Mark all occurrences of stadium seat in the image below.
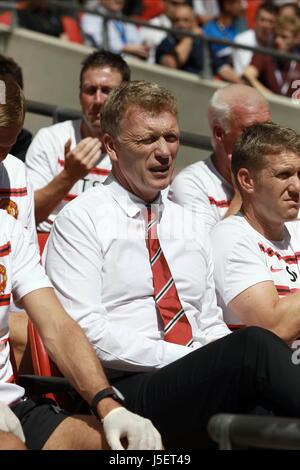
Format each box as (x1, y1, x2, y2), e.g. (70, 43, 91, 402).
(137, 0, 164, 20)
(0, 12, 13, 26)
(245, 0, 261, 29)
(26, 319, 75, 409)
(61, 16, 83, 44)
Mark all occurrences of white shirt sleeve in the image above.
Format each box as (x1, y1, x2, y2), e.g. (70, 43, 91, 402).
(25, 128, 57, 191)
(81, 13, 104, 48)
(233, 34, 253, 75)
(169, 170, 219, 233)
(25, 176, 38, 246)
(211, 221, 273, 307)
(10, 219, 52, 303)
(45, 209, 192, 371)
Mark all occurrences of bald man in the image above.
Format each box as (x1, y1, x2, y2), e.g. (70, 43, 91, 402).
(168, 84, 272, 232)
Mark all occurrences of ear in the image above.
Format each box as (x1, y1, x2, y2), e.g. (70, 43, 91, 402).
(103, 134, 118, 163)
(237, 168, 255, 194)
(213, 124, 225, 144)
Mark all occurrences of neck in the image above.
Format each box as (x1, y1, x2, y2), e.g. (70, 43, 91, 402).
(112, 169, 160, 203)
(241, 203, 285, 241)
(80, 120, 102, 140)
(211, 152, 232, 185)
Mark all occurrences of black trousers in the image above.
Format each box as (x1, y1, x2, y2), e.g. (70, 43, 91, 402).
(113, 327, 300, 449)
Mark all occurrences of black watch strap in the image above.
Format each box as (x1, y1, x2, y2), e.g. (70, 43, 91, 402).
(91, 387, 124, 421)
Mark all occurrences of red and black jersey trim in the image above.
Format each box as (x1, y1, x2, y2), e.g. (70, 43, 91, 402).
(5, 374, 14, 384)
(208, 196, 231, 208)
(0, 242, 11, 257)
(0, 294, 10, 306)
(58, 159, 110, 176)
(0, 187, 27, 197)
(258, 243, 300, 265)
(276, 285, 299, 296)
(63, 194, 77, 202)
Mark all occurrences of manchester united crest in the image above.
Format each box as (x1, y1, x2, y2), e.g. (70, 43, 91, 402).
(0, 199, 19, 219)
(0, 264, 7, 293)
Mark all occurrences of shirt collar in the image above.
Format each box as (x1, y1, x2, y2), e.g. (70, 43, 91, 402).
(103, 174, 164, 218)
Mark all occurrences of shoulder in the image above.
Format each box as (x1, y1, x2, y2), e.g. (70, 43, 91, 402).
(34, 120, 77, 140)
(211, 215, 255, 254)
(56, 184, 109, 222)
(173, 159, 211, 185)
(2, 154, 25, 172)
(234, 29, 255, 44)
(203, 19, 217, 34)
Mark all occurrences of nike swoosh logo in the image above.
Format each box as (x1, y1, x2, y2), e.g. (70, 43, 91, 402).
(270, 266, 283, 272)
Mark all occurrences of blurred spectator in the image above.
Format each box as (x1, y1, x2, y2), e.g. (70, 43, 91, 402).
(17, 0, 66, 39)
(233, 3, 277, 75)
(243, 15, 300, 97)
(81, 0, 149, 60)
(123, 0, 144, 16)
(204, 0, 245, 82)
(141, 0, 187, 63)
(279, 2, 300, 17)
(0, 55, 32, 162)
(192, 0, 220, 25)
(156, 4, 204, 74)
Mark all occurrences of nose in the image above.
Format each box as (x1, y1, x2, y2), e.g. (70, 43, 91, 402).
(94, 89, 106, 105)
(156, 137, 171, 160)
(288, 175, 300, 194)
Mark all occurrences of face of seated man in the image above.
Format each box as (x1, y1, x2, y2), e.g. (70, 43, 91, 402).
(247, 151, 300, 227)
(104, 106, 180, 202)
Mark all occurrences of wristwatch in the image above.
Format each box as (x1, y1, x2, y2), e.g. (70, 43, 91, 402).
(91, 386, 125, 421)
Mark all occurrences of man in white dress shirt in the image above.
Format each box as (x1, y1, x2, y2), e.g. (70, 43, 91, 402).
(169, 84, 271, 232)
(45, 81, 300, 449)
(212, 122, 300, 339)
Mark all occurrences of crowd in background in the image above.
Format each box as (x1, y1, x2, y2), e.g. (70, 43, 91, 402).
(1, 0, 300, 98)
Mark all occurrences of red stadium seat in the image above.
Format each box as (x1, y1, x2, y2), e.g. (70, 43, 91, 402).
(61, 15, 83, 44)
(27, 319, 75, 408)
(0, 12, 13, 26)
(245, 0, 261, 29)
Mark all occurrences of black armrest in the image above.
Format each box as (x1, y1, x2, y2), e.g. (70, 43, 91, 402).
(18, 374, 73, 395)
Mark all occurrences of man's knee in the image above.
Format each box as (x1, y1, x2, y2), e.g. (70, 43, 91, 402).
(0, 431, 26, 450)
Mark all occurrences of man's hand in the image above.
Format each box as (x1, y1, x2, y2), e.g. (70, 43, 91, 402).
(64, 137, 102, 183)
(0, 402, 25, 443)
(102, 407, 162, 450)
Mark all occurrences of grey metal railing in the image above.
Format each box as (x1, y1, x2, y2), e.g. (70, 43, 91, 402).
(208, 413, 300, 450)
(26, 99, 212, 151)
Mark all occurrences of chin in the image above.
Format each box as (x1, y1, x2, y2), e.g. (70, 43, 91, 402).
(284, 210, 299, 221)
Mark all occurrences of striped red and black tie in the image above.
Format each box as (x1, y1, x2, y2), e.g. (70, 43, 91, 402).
(146, 205, 193, 347)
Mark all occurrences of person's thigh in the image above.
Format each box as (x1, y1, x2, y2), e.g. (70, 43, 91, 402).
(0, 431, 27, 450)
(12, 398, 108, 450)
(43, 415, 108, 450)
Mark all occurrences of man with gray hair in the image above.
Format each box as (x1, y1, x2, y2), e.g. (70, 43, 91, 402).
(169, 84, 271, 232)
(45, 80, 300, 449)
